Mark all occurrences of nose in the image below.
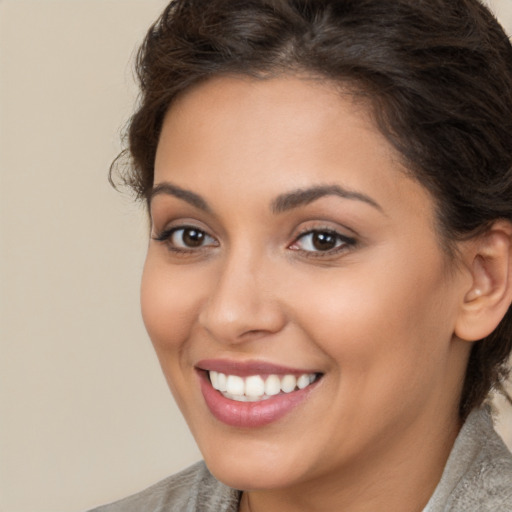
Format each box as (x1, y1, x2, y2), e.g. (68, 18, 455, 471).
(198, 251, 287, 344)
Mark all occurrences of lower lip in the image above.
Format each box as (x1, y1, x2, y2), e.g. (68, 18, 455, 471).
(198, 371, 318, 428)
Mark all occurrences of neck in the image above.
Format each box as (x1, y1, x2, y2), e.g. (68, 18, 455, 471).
(239, 408, 461, 512)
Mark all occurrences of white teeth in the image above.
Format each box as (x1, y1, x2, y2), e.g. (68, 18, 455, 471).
(297, 374, 311, 390)
(210, 371, 219, 390)
(208, 371, 319, 401)
(217, 372, 227, 392)
(245, 375, 265, 398)
(281, 374, 297, 393)
(265, 375, 281, 396)
(224, 393, 250, 402)
(226, 375, 244, 396)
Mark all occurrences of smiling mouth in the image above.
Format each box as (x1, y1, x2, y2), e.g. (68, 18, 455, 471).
(208, 370, 322, 402)
(197, 362, 324, 427)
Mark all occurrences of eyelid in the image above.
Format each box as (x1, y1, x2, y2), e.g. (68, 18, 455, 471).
(152, 224, 219, 253)
(288, 226, 357, 256)
(151, 216, 214, 240)
(151, 219, 357, 258)
(149, 207, 219, 237)
(292, 223, 357, 243)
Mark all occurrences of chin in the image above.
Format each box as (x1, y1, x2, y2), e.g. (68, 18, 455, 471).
(196, 431, 318, 491)
(204, 455, 299, 491)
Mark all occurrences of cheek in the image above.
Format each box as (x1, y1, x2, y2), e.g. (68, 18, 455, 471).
(140, 255, 202, 354)
(140, 255, 211, 418)
(289, 250, 457, 386)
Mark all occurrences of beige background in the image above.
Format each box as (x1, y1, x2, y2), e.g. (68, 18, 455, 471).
(0, 1, 511, 511)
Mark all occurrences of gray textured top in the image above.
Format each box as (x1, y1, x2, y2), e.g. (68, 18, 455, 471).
(423, 406, 512, 511)
(89, 407, 512, 511)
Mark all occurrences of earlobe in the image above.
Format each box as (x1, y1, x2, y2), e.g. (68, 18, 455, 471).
(455, 221, 512, 342)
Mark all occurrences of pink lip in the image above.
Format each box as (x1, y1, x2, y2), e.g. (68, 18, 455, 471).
(196, 358, 318, 377)
(196, 364, 321, 428)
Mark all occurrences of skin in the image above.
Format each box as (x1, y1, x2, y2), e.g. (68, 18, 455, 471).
(141, 75, 477, 512)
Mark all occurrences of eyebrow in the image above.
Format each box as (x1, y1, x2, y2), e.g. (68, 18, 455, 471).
(149, 181, 383, 215)
(149, 182, 212, 212)
(271, 185, 383, 214)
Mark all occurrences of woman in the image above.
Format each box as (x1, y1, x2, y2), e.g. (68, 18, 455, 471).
(92, 0, 512, 510)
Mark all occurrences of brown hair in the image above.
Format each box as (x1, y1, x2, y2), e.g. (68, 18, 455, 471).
(113, 0, 512, 418)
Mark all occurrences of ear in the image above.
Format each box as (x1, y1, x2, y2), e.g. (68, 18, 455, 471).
(455, 220, 512, 342)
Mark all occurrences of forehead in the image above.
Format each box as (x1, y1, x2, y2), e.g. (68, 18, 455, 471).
(157, 76, 389, 176)
(154, 74, 436, 230)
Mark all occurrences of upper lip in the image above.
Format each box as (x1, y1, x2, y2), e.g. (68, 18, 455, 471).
(195, 359, 321, 377)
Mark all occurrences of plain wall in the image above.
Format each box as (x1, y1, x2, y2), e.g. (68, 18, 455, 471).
(0, 1, 511, 511)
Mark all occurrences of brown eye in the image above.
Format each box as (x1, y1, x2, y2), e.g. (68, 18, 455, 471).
(311, 232, 337, 251)
(290, 229, 356, 254)
(169, 227, 216, 249)
(182, 228, 205, 247)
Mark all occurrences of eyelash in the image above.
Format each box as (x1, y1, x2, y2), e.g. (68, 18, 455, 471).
(289, 228, 357, 257)
(152, 226, 218, 254)
(152, 225, 357, 257)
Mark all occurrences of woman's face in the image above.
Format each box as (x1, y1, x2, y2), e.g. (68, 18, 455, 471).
(142, 76, 470, 492)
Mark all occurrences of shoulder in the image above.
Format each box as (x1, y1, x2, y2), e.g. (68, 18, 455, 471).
(87, 461, 240, 512)
(425, 407, 512, 512)
(450, 419, 512, 511)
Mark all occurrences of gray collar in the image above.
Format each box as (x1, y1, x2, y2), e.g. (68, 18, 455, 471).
(423, 406, 512, 511)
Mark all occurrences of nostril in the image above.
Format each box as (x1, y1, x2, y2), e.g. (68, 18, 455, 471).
(198, 293, 287, 344)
